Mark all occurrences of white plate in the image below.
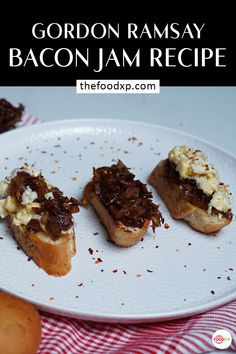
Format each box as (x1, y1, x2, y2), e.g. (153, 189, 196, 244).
(0, 119, 235, 323)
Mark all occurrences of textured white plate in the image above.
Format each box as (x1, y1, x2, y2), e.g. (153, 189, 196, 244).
(0, 119, 235, 323)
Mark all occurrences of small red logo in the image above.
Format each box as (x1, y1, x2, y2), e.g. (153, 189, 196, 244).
(214, 335, 224, 344)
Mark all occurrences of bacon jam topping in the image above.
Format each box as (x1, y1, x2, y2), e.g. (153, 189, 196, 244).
(8, 169, 79, 240)
(84, 160, 163, 231)
(0, 98, 24, 133)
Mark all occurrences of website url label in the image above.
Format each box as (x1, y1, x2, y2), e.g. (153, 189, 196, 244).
(76, 80, 160, 94)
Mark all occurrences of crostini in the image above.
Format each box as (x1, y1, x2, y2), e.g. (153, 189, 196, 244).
(83, 160, 163, 247)
(0, 166, 79, 276)
(148, 146, 233, 234)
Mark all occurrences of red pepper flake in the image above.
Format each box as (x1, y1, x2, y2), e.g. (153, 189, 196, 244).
(88, 248, 93, 255)
(95, 258, 103, 264)
(93, 232, 99, 236)
(205, 164, 209, 170)
(227, 276, 231, 281)
(147, 269, 153, 273)
(113, 269, 118, 273)
(128, 137, 138, 142)
(211, 290, 215, 295)
(164, 223, 170, 229)
(123, 270, 127, 275)
(78, 283, 83, 287)
(49, 297, 55, 301)
(71, 176, 77, 181)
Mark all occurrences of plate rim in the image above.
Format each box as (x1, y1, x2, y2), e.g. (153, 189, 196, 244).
(1, 286, 236, 324)
(0, 118, 235, 323)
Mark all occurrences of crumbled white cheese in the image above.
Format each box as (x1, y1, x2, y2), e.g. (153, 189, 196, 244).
(168, 145, 232, 213)
(208, 185, 232, 214)
(0, 167, 43, 225)
(12, 202, 41, 226)
(33, 214, 41, 220)
(169, 146, 219, 195)
(0, 180, 9, 197)
(5, 196, 18, 213)
(44, 192, 53, 200)
(0, 200, 8, 218)
(21, 186, 38, 205)
(0, 196, 18, 218)
(13, 208, 35, 226)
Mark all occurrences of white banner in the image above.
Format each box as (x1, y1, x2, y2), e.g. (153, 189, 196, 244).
(76, 79, 160, 94)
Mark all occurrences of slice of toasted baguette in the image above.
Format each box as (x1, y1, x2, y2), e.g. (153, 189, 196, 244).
(148, 160, 232, 234)
(87, 190, 150, 247)
(9, 216, 76, 276)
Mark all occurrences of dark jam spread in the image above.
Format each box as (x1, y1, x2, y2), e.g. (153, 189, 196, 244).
(165, 160, 232, 220)
(86, 160, 163, 231)
(0, 98, 24, 133)
(9, 170, 79, 240)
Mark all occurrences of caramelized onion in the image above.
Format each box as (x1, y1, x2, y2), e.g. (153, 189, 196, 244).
(89, 160, 163, 230)
(9, 170, 79, 239)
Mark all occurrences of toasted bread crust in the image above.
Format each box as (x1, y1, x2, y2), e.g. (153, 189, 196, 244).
(148, 160, 231, 234)
(88, 190, 150, 247)
(9, 217, 76, 276)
